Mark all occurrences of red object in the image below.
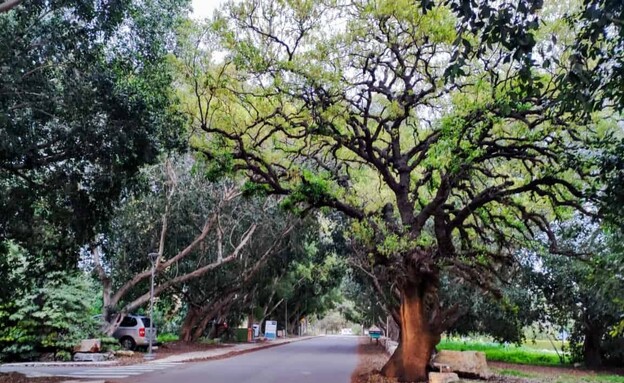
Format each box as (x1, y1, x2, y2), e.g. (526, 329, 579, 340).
(139, 328, 146, 337)
(223, 323, 228, 329)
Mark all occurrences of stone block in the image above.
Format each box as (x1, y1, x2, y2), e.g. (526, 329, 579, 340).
(428, 372, 460, 383)
(432, 350, 492, 379)
(75, 339, 101, 353)
(73, 352, 108, 362)
(62, 381, 105, 383)
(433, 363, 452, 373)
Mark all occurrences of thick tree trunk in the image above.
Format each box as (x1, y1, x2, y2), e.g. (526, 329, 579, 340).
(583, 326, 603, 368)
(193, 314, 213, 340)
(180, 307, 201, 342)
(381, 281, 441, 382)
(186, 293, 238, 341)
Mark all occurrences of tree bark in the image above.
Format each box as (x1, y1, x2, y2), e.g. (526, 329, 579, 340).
(583, 325, 603, 368)
(193, 314, 214, 340)
(380, 280, 441, 382)
(180, 307, 200, 342)
(0, 0, 23, 13)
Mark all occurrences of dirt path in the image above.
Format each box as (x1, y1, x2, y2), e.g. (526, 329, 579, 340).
(0, 372, 68, 383)
(351, 339, 394, 383)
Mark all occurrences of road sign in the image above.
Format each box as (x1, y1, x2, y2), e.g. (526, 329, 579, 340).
(265, 320, 277, 340)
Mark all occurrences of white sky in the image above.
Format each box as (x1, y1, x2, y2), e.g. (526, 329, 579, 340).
(191, 0, 227, 19)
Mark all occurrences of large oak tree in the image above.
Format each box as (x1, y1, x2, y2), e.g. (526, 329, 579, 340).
(184, 0, 605, 380)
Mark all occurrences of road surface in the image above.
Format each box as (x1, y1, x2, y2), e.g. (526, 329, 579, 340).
(127, 336, 359, 383)
(0, 336, 360, 382)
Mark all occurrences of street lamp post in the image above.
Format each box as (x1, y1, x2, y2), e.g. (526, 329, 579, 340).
(145, 252, 159, 360)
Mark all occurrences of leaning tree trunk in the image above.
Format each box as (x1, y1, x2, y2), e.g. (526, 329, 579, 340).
(194, 314, 214, 341)
(381, 280, 441, 382)
(180, 307, 202, 342)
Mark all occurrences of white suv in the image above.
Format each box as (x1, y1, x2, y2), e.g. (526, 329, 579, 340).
(112, 315, 157, 350)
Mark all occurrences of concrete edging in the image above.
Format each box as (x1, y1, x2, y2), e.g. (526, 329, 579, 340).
(0, 336, 319, 368)
(0, 361, 117, 368)
(151, 336, 318, 364)
(377, 337, 398, 355)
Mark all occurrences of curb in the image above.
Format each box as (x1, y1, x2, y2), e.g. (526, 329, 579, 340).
(151, 336, 318, 364)
(377, 336, 398, 355)
(1, 361, 117, 368)
(0, 336, 318, 369)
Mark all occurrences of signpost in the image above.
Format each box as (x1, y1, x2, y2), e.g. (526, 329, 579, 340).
(369, 326, 382, 344)
(265, 320, 277, 340)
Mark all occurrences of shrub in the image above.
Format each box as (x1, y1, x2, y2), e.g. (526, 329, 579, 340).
(0, 260, 98, 361)
(101, 337, 121, 352)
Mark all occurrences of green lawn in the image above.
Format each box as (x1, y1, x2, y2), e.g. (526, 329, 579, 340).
(157, 333, 179, 343)
(438, 339, 566, 366)
(553, 377, 624, 383)
(442, 339, 624, 383)
(497, 369, 624, 383)
(497, 368, 537, 378)
(522, 339, 567, 352)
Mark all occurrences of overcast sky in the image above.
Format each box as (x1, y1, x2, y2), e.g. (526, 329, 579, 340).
(191, 0, 226, 19)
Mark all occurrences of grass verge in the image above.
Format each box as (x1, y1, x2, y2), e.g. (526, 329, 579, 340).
(157, 333, 179, 343)
(438, 339, 565, 366)
(498, 369, 538, 378)
(552, 376, 624, 383)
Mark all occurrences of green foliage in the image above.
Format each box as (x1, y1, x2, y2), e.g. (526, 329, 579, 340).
(95, 157, 330, 339)
(317, 310, 348, 334)
(0, 244, 98, 361)
(441, 271, 541, 345)
(55, 350, 72, 362)
(496, 368, 624, 383)
(0, 0, 189, 270)
(525, 217, 624, 368)
(184, 0, 607, 339)
(157, 333, 179, 343)
(241, 181, 271, 197)
(281, 171, 334, 214)
(562, 0, 624, 115)
(341, 271, 390, 328)
(100, 337, 121, 352)
(599, 139, 624, 229)
(438, 339, 565, 366)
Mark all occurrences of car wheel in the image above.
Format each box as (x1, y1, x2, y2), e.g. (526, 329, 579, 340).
(120, 337, 136, 351)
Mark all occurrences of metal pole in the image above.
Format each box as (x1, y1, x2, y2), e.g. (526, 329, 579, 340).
(146, 252, 158, 360)
(147, 263, 155, 358)
(284, 299, 287, 339)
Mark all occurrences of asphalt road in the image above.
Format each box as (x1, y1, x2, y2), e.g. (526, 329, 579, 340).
(126, 336, 360, 383)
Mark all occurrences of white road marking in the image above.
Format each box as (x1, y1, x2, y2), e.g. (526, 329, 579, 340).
(53, 361, 185, 379)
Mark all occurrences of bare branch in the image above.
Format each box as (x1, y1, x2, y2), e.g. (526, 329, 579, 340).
(0, 0, 23, 13)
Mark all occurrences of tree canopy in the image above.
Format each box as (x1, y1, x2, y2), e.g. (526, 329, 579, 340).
(181, 0, 611, 379)
(0, 0, 188, 269)
(0, 0, 622, 376)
